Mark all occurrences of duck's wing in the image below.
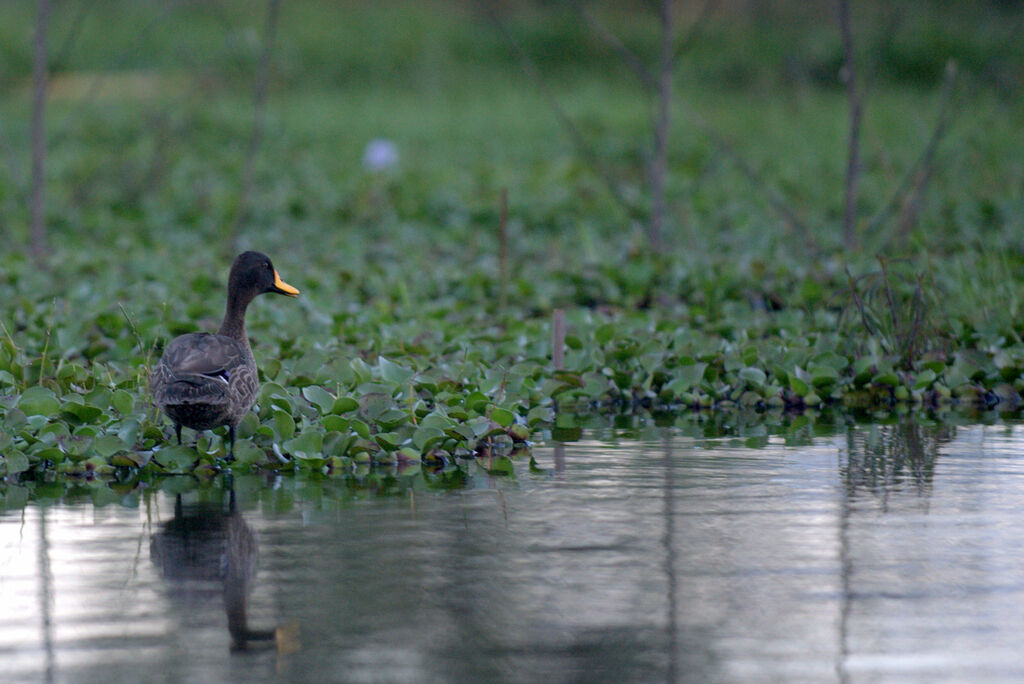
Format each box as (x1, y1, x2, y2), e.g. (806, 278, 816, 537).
(152, 333, 255, 409)
(158, 333, 247, 378)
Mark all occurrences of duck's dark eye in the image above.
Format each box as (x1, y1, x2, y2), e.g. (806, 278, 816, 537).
(264, 262, 272, 270)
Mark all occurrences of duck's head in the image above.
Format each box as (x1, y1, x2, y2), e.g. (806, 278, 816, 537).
(229, 251, 300, 301)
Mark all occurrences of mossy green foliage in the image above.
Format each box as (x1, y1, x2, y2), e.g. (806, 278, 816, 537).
(0, 2, 1023, 485)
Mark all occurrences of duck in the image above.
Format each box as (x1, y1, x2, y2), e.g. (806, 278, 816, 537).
(151, 251, 299, 459)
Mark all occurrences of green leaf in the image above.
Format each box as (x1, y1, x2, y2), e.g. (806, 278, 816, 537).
(490, 407, 516, 427)
(154, 445, 196, 472)
(18, 387, 60, 416)
(378, 357, 415, 386)
(2, 450, 30, 475)
(323, 415, 350, 432)
(331, 396, 359, 414)
(594, 323, 616, 345)
(667, 362, 707, 394)
(283, 430, 324, 460)
(112, 390, 135, 415)
(788, 372, 809, 397)
(412, 425, 445, 451)
(274, 410, 296, 440)
(302, 385, 335, 413)
(738, 367, 767, 387)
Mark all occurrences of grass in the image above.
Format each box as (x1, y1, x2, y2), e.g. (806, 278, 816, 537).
(0, 1, 1023, 493)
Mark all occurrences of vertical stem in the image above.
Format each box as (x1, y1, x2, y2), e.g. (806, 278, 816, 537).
(838, 0, 861, 251)
(552, 309, 566, 371)
(230, 0, 281, 252)
(498, 188, 508, 311)
(30, 0, 51, 264)
(649, 0, 674, 251)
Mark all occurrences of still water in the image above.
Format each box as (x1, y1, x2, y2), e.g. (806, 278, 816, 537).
(3, 417, 1024, 683)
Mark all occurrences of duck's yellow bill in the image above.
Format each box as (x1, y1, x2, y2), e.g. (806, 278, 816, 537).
(273, 270, 300, 297)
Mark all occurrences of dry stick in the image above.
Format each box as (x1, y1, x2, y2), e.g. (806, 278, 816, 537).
(571, 0, 655, 90)
(498, 189, 509, 311)
(50, 0, 98, 70)
(552, 309, 566, 372)
(693, 118, 816, 249)
(894, 61, 958, 241)
(838, 0, 862, 251)
(647, 0, 675, 250)
(485, 4, 643, 223)
(863, 61, 958, 250)
(230, 0, 282, 252)
(30, 0, 51, 264)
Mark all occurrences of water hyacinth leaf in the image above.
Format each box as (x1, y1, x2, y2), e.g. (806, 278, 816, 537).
(378, 357, 415, 386)
(302, 385, 335, 413)
(376, 408, 410, 430)
(154, 445, 196, 472)
(413, 425, 445, 451)
(18, 387, 60, 416)
(358, 393, 392, 421)
(490, 408, 516, 427)
(274, 410, 296, 440)
(112, 390, 135, 415)
(283, 430, 324, 460)
(94, 434, 128, 458)
(110, 451, 150, 468)
(331, 396, 359, 414)
(351, 419, 371, 439)
(667, 362, 707, 394)
(419, 411, 452, 431)
(374, 432, 402, 451)
(914, 369, 937, 389)
(788, 372, 810, 397)
(873, 371, 899, 387)
(3, 451, 30, 475)
(322, 415, 350, 432)
(594, 323, 616, 345)
(739, 367, 767, 388)
(464, 391, 488, 412)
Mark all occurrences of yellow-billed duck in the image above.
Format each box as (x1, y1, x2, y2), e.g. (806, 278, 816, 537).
(151, 251, 299, 459)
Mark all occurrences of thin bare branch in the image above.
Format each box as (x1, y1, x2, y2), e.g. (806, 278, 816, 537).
(31, 0, 51, 264)
(672, 0, 715, 62)
(484, 2, 643, 222)
(648, 0, 674, 248)
(892, 61, 958, 241)
(838, 0, 862, 251)
(50, 0, 99, 69)
(692, 116, 816, 249)
(570, 0, 655, 90)
(230, 0, 282, 251)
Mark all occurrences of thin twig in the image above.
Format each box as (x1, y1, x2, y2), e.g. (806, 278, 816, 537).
(647, 0, 675, 249)
(672, 0, 715, 63)
(498, 188, 509, 311)
(838, 0, 862, 250)
(866, 61, 958, 242)
(570, 0, 655, 90)
(694, 118, 816, 249)
(50, 0, 99, 69)
(484, 2, 643, 222)
(30, 0, 52, 264)
(552, 309, 566, 371)
(230, 0, 282, 251)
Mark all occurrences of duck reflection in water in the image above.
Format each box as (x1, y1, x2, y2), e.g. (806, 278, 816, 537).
(150, 484, 297, 652)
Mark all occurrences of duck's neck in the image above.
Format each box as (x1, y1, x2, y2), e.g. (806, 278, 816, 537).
(218, 292, 253, 357)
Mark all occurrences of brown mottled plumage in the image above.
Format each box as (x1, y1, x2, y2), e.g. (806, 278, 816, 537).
(151, 251, 299, 459)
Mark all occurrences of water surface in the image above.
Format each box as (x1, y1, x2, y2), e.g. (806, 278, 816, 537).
(4, 418, 1024, 683)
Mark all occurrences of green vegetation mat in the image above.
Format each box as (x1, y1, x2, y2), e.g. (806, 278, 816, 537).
(0, 1, 1022, 485)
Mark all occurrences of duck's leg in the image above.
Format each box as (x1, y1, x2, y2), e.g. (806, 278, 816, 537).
(175, 423, 183, 445)
(227, 425, 236, 462)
